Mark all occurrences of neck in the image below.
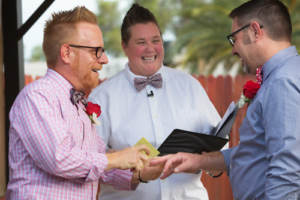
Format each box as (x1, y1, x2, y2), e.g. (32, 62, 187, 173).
(260, 40, 291, 65)
(51, 64, 85, 92)
(128, 64, 161, 77)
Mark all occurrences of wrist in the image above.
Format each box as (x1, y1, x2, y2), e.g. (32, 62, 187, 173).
(105, 152, 118, 171)
(138, 170, 148, 183)
(205, 170, 223, 178)
(131, 170, 140, 185)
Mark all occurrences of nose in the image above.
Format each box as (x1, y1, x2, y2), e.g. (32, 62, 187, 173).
(231, 47, 237, 56)
(145, 42, 156, 52)
(98, 51, 109, 65)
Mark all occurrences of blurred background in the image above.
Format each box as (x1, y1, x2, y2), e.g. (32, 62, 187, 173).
(23, 0, 300, 80)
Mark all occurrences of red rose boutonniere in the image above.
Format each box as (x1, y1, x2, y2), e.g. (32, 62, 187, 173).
(237, 80, 261, 108)
(85, 102, 101, 125)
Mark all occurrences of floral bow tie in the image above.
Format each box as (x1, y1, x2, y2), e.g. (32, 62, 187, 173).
(256, 66, 263, 85)
(134, 73, 163, 92)
(70, 88, 87, 106)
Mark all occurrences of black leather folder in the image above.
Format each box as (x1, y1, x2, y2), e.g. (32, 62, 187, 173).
(158, 102, 239, 156)
(158, 129, 228, 156)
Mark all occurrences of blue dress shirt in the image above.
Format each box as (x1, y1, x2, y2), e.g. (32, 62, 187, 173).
(223, 46, 300, 199)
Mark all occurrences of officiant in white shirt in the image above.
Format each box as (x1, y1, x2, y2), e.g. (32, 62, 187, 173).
(89, 3, 220, 200)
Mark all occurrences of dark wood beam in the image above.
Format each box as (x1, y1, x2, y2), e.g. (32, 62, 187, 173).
(2, 0, 55, 185)
(17, 0, 55, 40)
(2, 0, 24, 185)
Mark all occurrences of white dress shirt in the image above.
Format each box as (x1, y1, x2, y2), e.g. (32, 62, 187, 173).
(89, 64, 221, 200)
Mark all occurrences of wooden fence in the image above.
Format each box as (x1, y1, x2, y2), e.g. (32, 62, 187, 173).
(197, 74, 255, 200)
(22, 74, 256, 200)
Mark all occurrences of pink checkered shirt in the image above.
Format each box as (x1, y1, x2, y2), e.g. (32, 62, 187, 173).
(7, 69, 133, 200)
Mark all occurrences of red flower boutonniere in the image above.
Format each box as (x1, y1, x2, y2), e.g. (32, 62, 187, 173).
(237, 80, 261, 108)
(85, 102, 101, 125)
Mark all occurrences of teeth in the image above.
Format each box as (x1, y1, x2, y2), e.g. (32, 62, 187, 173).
(142, 56, 155, 61)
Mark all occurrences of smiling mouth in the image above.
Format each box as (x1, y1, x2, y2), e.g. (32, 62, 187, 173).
(142, 55, 157, 61)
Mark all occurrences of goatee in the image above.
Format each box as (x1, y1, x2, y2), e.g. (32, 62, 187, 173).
(242, 64, 249, 74)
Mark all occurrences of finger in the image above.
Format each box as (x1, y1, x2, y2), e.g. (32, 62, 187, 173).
(160, 156, 184, 177)
(136, 159, 145, 171)
(136, 144, 151, 155)
(159, 159, 176, 179)
(139, 151, 150, 162)
(149, 155, 170, 166)
(160, 163, 174, 179)
(174, 162, 188, 173)
(173, 154, 199, 173)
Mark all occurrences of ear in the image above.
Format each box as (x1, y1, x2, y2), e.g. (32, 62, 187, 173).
(250, 21, 263, 41)
(60, 44, 72, 64)
(121, 41, 128, 57)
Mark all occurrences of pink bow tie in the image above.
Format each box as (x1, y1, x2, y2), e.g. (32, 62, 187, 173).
(134, 73, 163, 92)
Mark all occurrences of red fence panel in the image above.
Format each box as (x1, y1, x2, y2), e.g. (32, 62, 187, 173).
(195, 74, 255, 200)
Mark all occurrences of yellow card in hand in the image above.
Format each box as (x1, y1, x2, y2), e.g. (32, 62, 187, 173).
(135, 137, 160, 158)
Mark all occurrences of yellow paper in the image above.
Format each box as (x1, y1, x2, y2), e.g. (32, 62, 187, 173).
(135, 137, 160, 158)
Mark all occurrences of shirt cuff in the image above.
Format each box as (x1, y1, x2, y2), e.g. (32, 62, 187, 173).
(101, 169, 134, 190)
(85, 153, 108, 182)
(221, 148, 232, 176)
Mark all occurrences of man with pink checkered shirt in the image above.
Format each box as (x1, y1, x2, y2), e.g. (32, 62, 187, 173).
(6, 6, 152, 200)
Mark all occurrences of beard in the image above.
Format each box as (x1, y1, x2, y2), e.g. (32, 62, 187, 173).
(242, 62, 250, 74)
(74, 70, 99, 95)
(242, 60, 259, 75)
(83, 73, 99, 92)
(241, 34, 255, 74)
(71, 59, 99, 94)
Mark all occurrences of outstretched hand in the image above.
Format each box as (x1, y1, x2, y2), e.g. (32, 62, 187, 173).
(150, 152, 202, 179)
(139, 159, 164, 181)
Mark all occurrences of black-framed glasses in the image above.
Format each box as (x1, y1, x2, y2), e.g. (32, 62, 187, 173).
(226, 24, 250, 46)
(226, 24, 264, 46)
(69, 44, 105, 59)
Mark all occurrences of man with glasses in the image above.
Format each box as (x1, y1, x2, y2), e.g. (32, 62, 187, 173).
(151, 0, 300, 199)
(6, 6, 151, 200)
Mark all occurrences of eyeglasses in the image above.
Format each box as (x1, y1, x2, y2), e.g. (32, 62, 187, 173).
(226, 24, 263, 46)
(226, 24, 250, 46)
(69, 44, 105, 59)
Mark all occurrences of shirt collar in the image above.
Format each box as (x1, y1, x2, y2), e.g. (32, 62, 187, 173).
(46, 68, 73, 95)
(262, 46, 298, 83)
(124, 63, 165, 89)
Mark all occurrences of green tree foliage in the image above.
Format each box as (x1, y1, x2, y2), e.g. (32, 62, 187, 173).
(30, 45, 45, 61)
(97, 0, 123, 57)
(173, 0, 300, 74)
(29, 1, 300, 74)
(285, 0, 300, 51)
(172, 0, 246, 74)
(134, 0, 180, 33)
